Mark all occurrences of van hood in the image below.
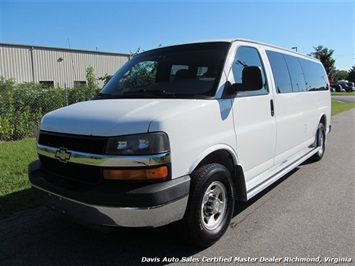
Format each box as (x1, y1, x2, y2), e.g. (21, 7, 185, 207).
(40, 99, 190, 136)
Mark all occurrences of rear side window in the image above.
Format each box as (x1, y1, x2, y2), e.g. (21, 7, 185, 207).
(267, 50, 328, 93)
(299, 59, 328, 91)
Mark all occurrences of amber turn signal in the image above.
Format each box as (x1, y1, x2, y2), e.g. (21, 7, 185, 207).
(103, 166, 168, 180)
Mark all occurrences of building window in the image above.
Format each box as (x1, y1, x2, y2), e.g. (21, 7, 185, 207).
(74, 81, 86, 87)
(39, 81, 54, 87)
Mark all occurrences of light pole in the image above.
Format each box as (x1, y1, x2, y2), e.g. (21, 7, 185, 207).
(292, 47, 298, 52)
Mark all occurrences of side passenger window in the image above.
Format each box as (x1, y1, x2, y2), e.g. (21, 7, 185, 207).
(284, 55, 306, 92)
(232, 46, 268, 97)
(266, 51, 293, 93)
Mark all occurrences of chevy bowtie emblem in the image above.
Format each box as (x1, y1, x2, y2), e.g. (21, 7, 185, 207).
(55, 147, 71, 163)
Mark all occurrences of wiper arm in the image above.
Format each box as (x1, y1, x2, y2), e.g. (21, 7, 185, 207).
(99, 92, 113, 96)
(122, 89, 169, 97)
(92, 92, 114, 100)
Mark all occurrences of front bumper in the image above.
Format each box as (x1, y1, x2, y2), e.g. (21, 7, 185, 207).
(29, 160, 190, 228)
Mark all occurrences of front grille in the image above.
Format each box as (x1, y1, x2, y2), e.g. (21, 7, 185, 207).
(38, 131, 107, 154)
(38, 131, 106, 184)
(39, 155, 102, 184)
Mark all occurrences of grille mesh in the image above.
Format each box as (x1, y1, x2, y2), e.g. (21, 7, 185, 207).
(39, 155, 102, 184)
(38, 131, 106, 184)
(38, 131, 107, 154)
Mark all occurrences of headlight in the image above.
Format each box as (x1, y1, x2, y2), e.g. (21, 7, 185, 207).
(106, 132, 170, 155)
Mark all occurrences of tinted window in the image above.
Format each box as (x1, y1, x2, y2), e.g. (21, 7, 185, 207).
(267, 50, 329, 93)
(99, 42, 230, 99)
(284, 55, 306, 92)
(266, 51, 293, 93)
(299, 58, 328, 91)
(171, 65, 188, 76)
(232, 46, 268, 97)
(118, 61, 158, 89)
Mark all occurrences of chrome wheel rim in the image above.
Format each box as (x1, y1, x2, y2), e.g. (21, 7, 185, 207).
(201, 181, 227, 230)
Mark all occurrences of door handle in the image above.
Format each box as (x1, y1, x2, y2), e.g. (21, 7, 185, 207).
(270, 99, 275, 117)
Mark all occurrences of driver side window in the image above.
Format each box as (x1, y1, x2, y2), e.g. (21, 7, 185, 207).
(232, 46, 268, 97)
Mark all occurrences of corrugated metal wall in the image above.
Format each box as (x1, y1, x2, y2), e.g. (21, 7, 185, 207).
(0, 45, 33, 83)
(0, 43, 130, 88)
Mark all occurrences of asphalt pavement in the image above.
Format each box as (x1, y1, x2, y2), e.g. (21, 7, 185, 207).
(332, 95, 355, 103)
(0, 109, 354, 266)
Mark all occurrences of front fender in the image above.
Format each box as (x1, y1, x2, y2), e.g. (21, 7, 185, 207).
(187, 144, 239, 174)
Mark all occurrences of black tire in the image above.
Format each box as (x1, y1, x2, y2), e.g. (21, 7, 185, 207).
(311, 123, 326, 162)
(179, 163, 235, 247)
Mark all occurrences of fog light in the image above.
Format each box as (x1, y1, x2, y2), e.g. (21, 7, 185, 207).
(103, 166, 168, 180)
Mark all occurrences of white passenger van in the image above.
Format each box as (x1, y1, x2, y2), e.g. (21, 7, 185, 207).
(29, 39, 331, 247)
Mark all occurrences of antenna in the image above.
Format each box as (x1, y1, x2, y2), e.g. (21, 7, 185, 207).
(67, 38, 77, 83)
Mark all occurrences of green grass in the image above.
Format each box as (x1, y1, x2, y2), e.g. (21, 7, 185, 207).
(1, 98, 355, 217)
(332, 99, 355, 115)
(0, 138, 39, 217)
(331, 91, 355, 96)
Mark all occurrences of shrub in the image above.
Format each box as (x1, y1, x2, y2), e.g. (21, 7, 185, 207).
(67, 85, 100, 105)
(0, 78, 99, 141)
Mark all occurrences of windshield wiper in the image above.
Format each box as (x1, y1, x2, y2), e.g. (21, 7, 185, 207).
(92, 92, 114, 100)
(122, 89, 170, 97)
(95, 90, 211, 99)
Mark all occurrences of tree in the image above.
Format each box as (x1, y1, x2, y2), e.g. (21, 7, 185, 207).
(98, 48, 143, 88)
(309, 45, 336, 83)
(347, 66, 355, 82)
(334, 69, 349, 82)
(98, 73, 113, 87)
(86, 65, 98, 91)
(129, 47, 141, 59)
(119, 61, 157, 89)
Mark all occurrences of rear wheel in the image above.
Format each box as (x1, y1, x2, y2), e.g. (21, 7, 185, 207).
(179, 163, 235, 247)
(311, 123, 326, 162)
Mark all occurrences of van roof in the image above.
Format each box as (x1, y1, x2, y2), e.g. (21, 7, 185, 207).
(158, 38, 319, 62)
(161, 38, 286, 50)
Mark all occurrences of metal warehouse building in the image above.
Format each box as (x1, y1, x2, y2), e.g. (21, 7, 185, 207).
(0, 43, 130, 88)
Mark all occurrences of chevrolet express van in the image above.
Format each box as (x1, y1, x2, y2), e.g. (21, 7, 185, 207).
(29, 39, 331, 247)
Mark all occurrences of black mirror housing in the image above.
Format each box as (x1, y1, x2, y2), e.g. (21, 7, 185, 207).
(241, 66, 263, 91)
(222, 66, 263, 98)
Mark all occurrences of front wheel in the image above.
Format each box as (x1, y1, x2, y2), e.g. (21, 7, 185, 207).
(179, 163, 235, 247)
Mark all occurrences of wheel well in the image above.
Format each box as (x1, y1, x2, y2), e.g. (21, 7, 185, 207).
(320, 115, 327, 128)
(195, 150, 247, 201)
(310, 115, 327, 148)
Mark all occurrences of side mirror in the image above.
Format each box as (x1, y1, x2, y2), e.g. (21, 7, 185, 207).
(222, 66, 263, 98)
(240, 66, 263, 91)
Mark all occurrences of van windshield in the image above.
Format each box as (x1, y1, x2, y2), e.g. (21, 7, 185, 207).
(97, 42, 230, 99)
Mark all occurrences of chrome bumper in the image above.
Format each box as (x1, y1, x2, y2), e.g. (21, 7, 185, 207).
(29, 160, 190, 228)
(34, 186, 188, 228)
